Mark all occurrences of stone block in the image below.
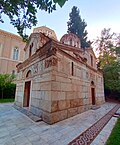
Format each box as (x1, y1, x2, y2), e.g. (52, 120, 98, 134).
(61, 83, 72, 91)
(51, 101, 58, 112)
(83, 98, 89, 105)
(39, 100, 51, 112)
(51, 91, 66, 101)
(14, 101, 22, 107)
(51, 81, 61, 91)
(44, 91, 51, 100)
(84, 105, 90, 111)
(67, 108, 78, 118)
(69, 98, 83, 107)
(55, 76, 71, 83)
(70, 98, 80, 108)
(40, 82, 51, 91)
(77, 106, 85, 114)
(58, 100, 70, 111)
(30, 106, 42, 117)
(42, 112, 52, 124)
(42, 110, 68, 124)
(66, 91, 75, 100)
(32, 83, 39, 91)
(30, 98, 40, 108)
(51, 110, 68, 124)
(72, 84, 78, 92)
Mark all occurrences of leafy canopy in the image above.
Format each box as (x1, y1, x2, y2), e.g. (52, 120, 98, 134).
(67, 6, 90, 48)
(95, 28, 117, 68)
(104, 62, 120, 93)
(0, 74, 15, 98)
(0, 0, 68, 41)
(95, 28, 120, 97)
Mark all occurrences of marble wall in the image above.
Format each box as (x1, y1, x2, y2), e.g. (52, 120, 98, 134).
(15, 47, 105, 124)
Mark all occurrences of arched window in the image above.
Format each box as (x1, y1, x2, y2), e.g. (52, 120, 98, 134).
(91, 81, 94, 86)
(71, 62, 74, 76)
(29, 45, 32, 57)
(90, 55, 93, 67)
(26, 70, 32, 78)
(70, 39, 72, 46)
(13, 47, 19, 60)
(29, 43, 33, 57)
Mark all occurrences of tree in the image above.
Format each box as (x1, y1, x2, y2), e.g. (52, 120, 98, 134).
(0, 74, 15, 99)
(94, 28, 120, 99)
(95, 28, 116, 68)
(0, 0, 68, 41)
(67, 6, 90, 48)
(104, 62, 120, 98)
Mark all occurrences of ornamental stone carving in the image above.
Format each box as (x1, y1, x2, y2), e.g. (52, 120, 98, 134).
(47, 47, 57, 56)
(90, 72, 95, 80)
(33, 63, 38, 74)
(45, 57, 58, 68)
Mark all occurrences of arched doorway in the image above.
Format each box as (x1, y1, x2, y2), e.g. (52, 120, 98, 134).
(91, 81, 95, 105)
(23, 70, 31, 107)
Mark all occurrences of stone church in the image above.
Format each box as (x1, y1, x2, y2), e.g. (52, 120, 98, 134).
(15, 26, 105, 124)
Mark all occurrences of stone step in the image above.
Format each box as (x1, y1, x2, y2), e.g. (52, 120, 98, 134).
(91, 105, 100, 110)
(13, 104, 42, 122)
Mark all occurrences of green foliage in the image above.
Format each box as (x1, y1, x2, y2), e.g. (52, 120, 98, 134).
(0, 98, 15, 103)
(0, 74, 16, 99)
(95, 28, 120, 98)
(116, 46, 120, 57)
(106, 118, 120, 145)
(0, 0, 68, 41)
(67, 6, 90, 48)
(104, 62, 120, 93)
(53, 0, 67, 7)
(95, 28, 116, 68)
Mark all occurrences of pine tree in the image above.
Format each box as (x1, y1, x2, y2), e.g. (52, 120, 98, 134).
(67, 6, 90, 48)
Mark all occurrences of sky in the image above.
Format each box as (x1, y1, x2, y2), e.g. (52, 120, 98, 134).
(0, 0, 120, 41)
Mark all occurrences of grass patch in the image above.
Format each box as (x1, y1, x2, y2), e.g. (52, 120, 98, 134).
(0, 98, 14, 103)
(106, 118, 120, 145)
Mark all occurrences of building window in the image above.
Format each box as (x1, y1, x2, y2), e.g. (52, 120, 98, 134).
(90, 55, 93, 67)
(29, 45, 32, 57)
(13, 47, 19, 60)
(29, 43, 33, 57)
(71, 62, 74, 76)
(70, 39, 72, 46)
(26, 70, 32, 78)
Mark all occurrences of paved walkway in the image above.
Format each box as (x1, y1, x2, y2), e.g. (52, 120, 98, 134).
(0, 102, 118, 145)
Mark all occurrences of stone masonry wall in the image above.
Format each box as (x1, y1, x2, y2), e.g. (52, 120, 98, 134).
(15, 50, 105, 124)
(41, 51, 105, 124)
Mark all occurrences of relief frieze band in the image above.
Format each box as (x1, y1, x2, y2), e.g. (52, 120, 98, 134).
(45, 57, 58, 68)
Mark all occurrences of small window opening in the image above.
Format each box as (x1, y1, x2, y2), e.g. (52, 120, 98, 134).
(70, 39, 72, 46)
(72, 62, 74, 76)
(29, 45, 32, 57)
(90, 55, 93, 67)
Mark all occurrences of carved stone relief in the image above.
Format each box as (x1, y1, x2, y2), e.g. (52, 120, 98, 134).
(33, 63, 38, 74)
(90, 72, 95, 81)
(45, 57, 58, 68)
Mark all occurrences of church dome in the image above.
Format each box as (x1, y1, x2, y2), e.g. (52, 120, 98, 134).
(60, 33, 81, 48)
(33, 26, 57, 40)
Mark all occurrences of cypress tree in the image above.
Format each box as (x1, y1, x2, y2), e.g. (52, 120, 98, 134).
(67, 6, 90, 48)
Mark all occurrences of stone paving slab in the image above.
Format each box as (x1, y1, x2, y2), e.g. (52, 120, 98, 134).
(91, 117, 117, 145)
(0, 102, 118, 145)
(68, 104, 120, 145)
